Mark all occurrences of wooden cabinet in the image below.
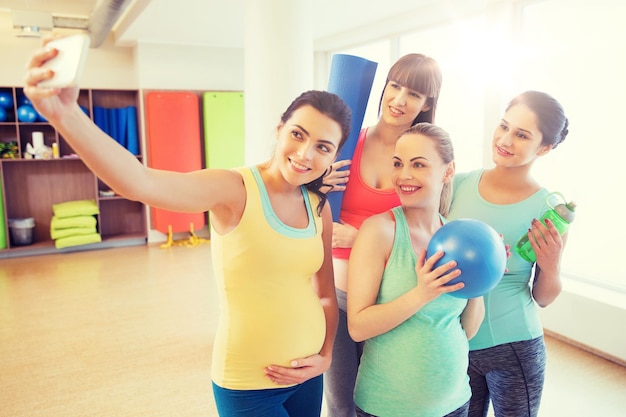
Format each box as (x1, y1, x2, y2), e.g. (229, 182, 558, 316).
(0, 86, 146, 258)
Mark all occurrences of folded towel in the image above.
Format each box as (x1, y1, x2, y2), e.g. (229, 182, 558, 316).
(52, 200, 99, 219)
(55, 233, 102, 249)
(51, 215, 97, 231)
(50, 225, 98, 240)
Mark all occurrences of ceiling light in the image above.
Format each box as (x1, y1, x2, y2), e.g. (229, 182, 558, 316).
(12, 9, 53, 38)
(17, 26, 44, 38)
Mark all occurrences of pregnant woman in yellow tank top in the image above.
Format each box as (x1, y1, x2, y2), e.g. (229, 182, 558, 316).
(24, 36, 352, 417)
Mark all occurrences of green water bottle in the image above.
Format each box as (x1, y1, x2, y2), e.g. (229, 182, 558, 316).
(515, 192, 576, 263)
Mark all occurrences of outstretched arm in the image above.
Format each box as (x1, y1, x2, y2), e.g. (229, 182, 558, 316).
(23, 36, 245, 222)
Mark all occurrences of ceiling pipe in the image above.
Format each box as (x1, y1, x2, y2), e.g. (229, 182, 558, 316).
(53, 16, 89, 31)
(88, 0, 135, 48)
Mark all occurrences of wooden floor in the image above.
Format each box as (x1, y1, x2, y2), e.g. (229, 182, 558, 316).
(1, 244, 625, 417)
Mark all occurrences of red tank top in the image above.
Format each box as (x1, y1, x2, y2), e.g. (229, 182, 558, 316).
(332, 128, 401, 259)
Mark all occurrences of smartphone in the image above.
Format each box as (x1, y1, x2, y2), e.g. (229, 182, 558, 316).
(38, 34, 90, 88)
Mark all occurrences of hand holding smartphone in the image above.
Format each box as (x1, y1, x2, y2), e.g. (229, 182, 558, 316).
(38, 34, 90, 88)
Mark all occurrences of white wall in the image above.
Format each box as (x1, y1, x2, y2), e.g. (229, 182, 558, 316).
(134, 43, 243, 90)
(539, 280, 626, 363)
(0, 34, 136, 88)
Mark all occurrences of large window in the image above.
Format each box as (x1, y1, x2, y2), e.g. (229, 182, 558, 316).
(398, 14, 487, 175)
(512, 0, 626, 291)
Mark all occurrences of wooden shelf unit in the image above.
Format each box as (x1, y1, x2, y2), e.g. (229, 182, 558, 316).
(0, 86, 147, 258)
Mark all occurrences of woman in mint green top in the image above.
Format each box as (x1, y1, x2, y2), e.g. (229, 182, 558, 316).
(348, 123, 485, 417)
(448, 91, 570, 417)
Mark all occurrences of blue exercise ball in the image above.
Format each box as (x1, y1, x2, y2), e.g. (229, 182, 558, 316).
(0, 107, 7, 122)
(0, 92, 13, 109)
(17, 105, 38, 123)
(426, 219, 507, 299)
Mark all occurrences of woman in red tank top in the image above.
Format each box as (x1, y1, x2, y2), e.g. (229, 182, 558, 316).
(323, 53, 443, 417)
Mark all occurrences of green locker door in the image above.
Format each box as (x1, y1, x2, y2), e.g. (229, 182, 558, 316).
(203, 92, 244, 169)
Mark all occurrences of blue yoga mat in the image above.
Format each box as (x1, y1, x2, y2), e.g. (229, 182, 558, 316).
(326, 54, 377, 221)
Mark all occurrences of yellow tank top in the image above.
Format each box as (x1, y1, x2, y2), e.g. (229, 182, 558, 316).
(210, 167, 326, 390)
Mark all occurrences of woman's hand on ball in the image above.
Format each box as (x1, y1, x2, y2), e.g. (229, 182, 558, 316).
(414, 249, 464, 302)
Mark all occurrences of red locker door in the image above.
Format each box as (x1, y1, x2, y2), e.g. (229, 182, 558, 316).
(145, 91, 206, 233)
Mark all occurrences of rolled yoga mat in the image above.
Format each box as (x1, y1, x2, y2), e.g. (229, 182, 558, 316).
(145, 92, 206, 234)
(326, 54, 377, 222)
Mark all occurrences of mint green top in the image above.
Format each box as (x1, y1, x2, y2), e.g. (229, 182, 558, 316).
(354, 207, 471, 417)
(448, 169, 549, 350)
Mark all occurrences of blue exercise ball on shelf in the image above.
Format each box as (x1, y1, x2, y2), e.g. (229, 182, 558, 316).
(0, 92, 13, 109)
(426, 219, 507, 299)
(17, 105, 38, 123)
(0, 107, 7, 122)
(17, 94, 31, 107)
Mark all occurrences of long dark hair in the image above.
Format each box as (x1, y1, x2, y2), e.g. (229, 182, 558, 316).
(280, 90, 352, 215)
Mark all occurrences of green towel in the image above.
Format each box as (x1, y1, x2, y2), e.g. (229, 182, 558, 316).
(50, 226, 98, 240)
(54, 233, 102, 249)
(51, 215, 97, 230)
(52, 200, 99, 219)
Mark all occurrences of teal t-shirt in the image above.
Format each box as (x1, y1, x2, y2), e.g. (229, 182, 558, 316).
(354, 207, 471, 417)
(448, 169, 549, 350)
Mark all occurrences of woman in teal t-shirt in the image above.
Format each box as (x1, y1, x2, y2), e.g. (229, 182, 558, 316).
(348, 123, 485, 417)
(448, 91, 570, 417)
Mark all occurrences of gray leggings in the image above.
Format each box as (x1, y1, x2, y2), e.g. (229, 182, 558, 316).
(324, 288, 363, 417)
(468, 336, 546, 417)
